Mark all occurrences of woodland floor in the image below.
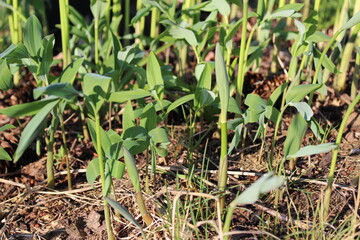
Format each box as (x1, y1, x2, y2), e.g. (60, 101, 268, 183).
(0, 48, 359, 239)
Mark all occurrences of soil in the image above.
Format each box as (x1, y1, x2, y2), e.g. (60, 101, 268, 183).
(0, 48, 359, 239)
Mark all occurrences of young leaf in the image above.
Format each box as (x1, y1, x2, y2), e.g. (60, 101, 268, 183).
(109, 89, 151, 103)
(23, 15, 43, 57)
(212, 0, 230, 16)
(288, 102, 313, 121)
(283, 113, 307, 159)
(123, 101, 135, 132)
(166, 94, 195, 114)
(169, 27, 198, 47)
(140, 103, 157, 131)
(231, 172, 285, 206)
(59, 58, 84, 84)
(0, 147, 12, 161)
(0, 59, 13, 90)
(86, 158, 100, 187)
(83, 73, 111, 111)
(341, 10, 360, 30)
(105, 197, 144, 236)
(122, 146, 141, 193)
(146, 52, 164, 88)
(13, 100, 60, 162)
(122, 126, 149, 154)
(33, 83, 81, 100)
(285, 84, 322, 103)
(286, 143, 337, 159)
(0, 97, 57, 117)
(215, 43, 229, 120)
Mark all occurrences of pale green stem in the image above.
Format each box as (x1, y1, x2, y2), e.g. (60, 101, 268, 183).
(323, 93, 360, 219)
(218, 118, 228, 212)
(59, 0, 70, 68)
(58, 109, 72, 190)
(94, 16, 99, 67)
(236, 0, 249, 103)
(351, 43, 360, 98)
(46, 111, 58, 189)
(95, 114, 114, 240)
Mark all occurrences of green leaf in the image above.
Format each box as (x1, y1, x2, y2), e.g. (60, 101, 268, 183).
(23, 15, 43, 57)
(33, 83, 81, 100)
(0, 124, 15, 132)
(13, 100, 59, 162)
(123, 101, 135, 132)
(148, 127, 169, 144)
(212, 0, 230, 16)
(86, 158, 100, 187)
(228, 123, 243, 154)
(109, 159, 125, 179)
(87, 119, 112, 159)
(122, 126, 149, 154)
(169, 27, 198, 47)
(309, 117, 324, 140)
(194, 88, 216, 109)
(268, 83, 288, 106)
(59, 58, 84, 84)
(122, 146, 141, 192)
(288, 102, 313, 121)
(341, 10, 360, 30)
(109, 89, 151, 103)
(197, 62, 213, 90)
(146, 52, 164, 88)
(283, 113, 307, 159)
(306, 31, 331, 42)
(83, 73, 111, 111)
(215, 43, 229, 119)
(105, 197, 144, 235)
(140, 103, 157, 131)
(264, 106, 280, 123)
(0, 44, 17, 59)
(166, 94, 195, 114)
(287, 143, 337, 159)
(90, 0, 107, 20)
(38, 34, 55, 78)
(285, 84, 322, 103)
(231, 172, 285, 206)
(0, 59, 13, 90)
(130, 6, 151, 25)
(0, 146, 12, 161)
(0, 97, 57, 117)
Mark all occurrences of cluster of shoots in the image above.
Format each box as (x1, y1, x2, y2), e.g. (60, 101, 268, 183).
(0, 0, 359, 239)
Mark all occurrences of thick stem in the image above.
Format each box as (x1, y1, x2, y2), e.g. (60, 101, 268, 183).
(95, 114, 114, 240)
(59, 0, 70, 68)
(218, 120, 228, 212)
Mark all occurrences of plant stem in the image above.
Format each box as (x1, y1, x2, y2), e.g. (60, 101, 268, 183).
(323, 93, 360, 219)
(95, 114, 114, 240)
(46, 111, 58, 189)
(94, 14, 99, 68)
(351, 42, 360, 98)
(236, 0, 248, 103)
(218, 120, 228, 212)
(58, 108, 72, 190)
(59, 0, 70, 68)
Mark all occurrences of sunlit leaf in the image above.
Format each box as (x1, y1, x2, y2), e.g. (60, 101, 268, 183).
(13, 100, 59, 162)
(283, 113, 307, 159)
(287, 143, 337, 159)
(24, 15, 43, 57)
